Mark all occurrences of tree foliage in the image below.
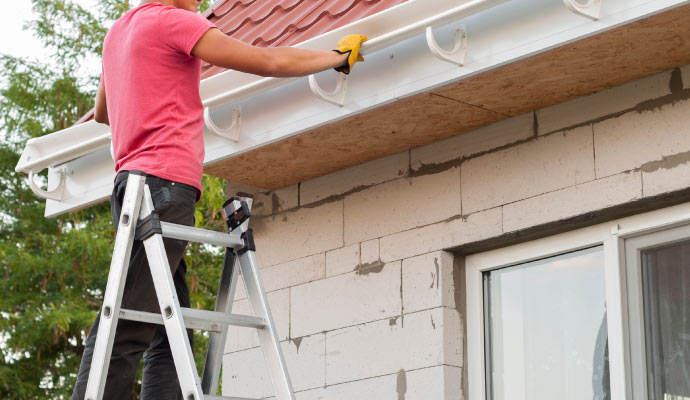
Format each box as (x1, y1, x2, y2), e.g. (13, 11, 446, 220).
(0, 1, 223, 398)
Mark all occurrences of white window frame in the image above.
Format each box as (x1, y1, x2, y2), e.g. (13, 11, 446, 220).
(623, 221, 690, 400)
(466, 202, 690, 400)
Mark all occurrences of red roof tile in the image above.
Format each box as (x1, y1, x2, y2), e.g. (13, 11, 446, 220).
(201, 0, 408, 79)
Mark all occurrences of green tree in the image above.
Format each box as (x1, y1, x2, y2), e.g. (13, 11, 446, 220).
(0, 1, 222, 398)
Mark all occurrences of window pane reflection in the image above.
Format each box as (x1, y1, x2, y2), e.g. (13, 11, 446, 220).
(485, 246, 610, 400)
(641, 239, 690, 400)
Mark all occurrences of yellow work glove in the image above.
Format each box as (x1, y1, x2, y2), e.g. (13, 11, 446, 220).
(333, 34, 368, 74)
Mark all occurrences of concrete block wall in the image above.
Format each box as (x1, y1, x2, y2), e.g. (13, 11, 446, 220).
(221, 65, 690, 399)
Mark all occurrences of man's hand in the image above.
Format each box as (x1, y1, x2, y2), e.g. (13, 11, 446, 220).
(334, 34, 368, 74)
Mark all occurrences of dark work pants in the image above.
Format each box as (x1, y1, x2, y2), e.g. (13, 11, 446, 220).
(72, 171, 197, 400)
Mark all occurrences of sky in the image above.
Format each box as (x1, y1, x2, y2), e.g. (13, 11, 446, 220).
(0, 0, 100, 75)
(0, 1, 51, 61)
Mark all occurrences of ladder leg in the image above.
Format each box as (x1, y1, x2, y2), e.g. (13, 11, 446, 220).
(237, 250, 296, 400)
(201, 248, 240, 395)
(139, 185, 204, 400)
(84, 173, 146, 400)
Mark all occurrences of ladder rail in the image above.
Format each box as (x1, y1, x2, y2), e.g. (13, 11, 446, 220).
(84, 173, 146, 400)
(238, 249, 296, 400)
(201, 248, 241, 395)
(140, 185, 205, 400)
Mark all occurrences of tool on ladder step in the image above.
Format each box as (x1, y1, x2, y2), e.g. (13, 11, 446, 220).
(84, 171, 295, 400)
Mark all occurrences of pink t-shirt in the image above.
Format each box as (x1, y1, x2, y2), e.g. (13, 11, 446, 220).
(102, 3, 216, 196)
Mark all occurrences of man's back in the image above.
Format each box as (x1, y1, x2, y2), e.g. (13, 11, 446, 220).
(102, 3, 214, 193)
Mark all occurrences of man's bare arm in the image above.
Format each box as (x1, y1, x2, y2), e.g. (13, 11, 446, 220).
(94, 81, 109, 125)
(191, 28, 349, 77)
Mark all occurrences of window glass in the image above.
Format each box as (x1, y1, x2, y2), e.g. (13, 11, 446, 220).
(641, 239, 690, 400)
(485, 246, 610, 400)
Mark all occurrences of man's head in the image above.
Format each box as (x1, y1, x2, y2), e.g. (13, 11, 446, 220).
(144, 0, 200, 12)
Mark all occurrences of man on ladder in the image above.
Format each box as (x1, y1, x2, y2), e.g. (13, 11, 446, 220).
(71, 1, 367, 398)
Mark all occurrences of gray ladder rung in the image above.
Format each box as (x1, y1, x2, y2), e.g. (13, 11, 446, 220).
(159, 221, 244, 249)
(119, 308, 265, 332)
(205, 395, 258, 400)
(183, 308, 265, 330)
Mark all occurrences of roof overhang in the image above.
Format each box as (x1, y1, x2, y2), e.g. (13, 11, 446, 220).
(16, 0, 690, 217)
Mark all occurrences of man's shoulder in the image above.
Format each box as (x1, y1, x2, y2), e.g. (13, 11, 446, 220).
(157, 6, 216, 45)
(107, 4, 163, 37)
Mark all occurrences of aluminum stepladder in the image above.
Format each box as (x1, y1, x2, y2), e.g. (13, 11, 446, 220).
(84, 171, 295, 400)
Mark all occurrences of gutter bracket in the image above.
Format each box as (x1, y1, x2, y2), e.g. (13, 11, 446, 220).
(426, 25, 467, 66)
(308, 73, 347, 107)
(204, 106, 241, 142)
(28, 168, 66, 201)
(563, 0, 601, 20)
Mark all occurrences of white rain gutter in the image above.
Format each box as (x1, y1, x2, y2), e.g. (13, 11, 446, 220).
(15, 121, 111, 200)
(202, 0, 517, 110)
(14, 0, 684, 217)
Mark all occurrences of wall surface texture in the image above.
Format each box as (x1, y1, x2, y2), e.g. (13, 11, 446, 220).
(221, 64, 690, 399)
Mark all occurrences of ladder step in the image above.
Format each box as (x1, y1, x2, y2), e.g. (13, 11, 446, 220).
(119, 308, 265, 332)
(205, 395, 259, 400)
(159, 221, 244, 249)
